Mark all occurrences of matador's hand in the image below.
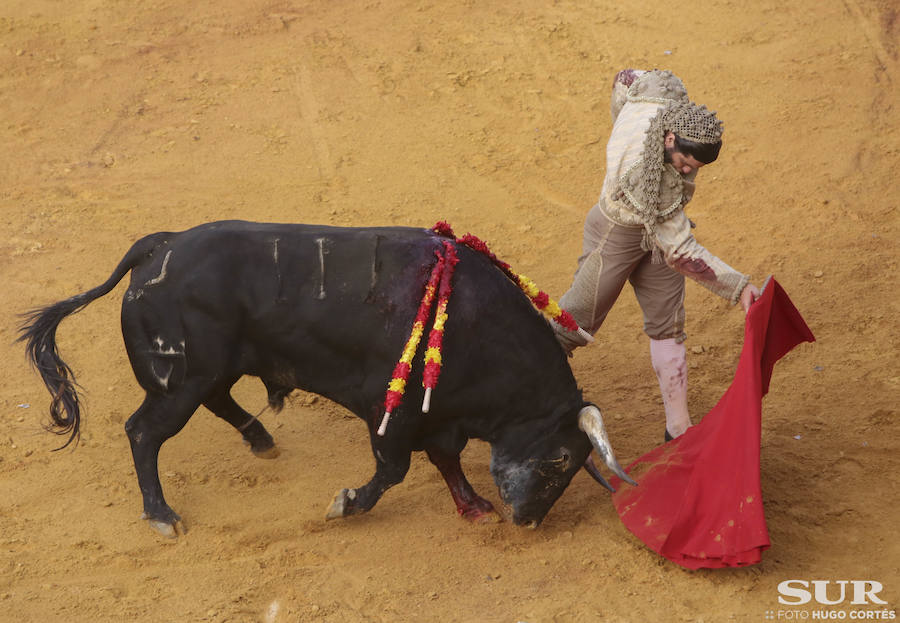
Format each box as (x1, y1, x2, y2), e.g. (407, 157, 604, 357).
(739, 283, 761, 314)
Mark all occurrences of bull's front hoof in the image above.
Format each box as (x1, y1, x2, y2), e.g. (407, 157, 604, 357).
(325, 488, 356, 520)
(142, 511, 185, 538)
(462, 508, 503, 524)
(458, 498, 502, 524)
(251, 444, 280, 459)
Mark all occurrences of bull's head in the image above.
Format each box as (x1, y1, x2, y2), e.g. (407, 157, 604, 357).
(489, 404, 636, 527)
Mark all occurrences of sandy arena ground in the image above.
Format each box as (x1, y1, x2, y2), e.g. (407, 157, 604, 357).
(1, 1, 898, 621)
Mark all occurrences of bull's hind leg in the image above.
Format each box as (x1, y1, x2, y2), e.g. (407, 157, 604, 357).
(125, 385, 208, 538)
(203, 381, 279, 459)
(426, 446, 500, 523)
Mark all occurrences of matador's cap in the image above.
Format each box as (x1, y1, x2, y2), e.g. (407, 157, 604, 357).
(663, 101, 724, 144)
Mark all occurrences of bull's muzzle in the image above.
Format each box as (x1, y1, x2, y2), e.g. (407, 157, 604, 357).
(578, 405, 638, 492)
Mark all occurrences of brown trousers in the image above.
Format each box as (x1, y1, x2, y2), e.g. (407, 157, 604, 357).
(558, 204, 686, 347)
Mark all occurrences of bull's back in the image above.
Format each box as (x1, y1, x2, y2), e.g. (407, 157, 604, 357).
(121, 221, 442, 403)
(127, 220, 433, 314)
(120, 220, 575, 424)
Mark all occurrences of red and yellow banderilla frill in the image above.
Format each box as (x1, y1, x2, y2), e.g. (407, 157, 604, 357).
(434, 221, 592, 341)
(377, 248, 446, 436)
(422, 241, 458, 413)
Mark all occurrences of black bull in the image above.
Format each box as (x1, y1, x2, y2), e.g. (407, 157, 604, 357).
(19, 221, 634, 537)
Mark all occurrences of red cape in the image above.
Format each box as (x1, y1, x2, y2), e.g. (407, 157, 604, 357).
(610, 278, 815, 569)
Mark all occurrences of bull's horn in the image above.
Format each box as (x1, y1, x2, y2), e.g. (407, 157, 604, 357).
(577, 405, 638, 487)
(582, 455, 616, 493)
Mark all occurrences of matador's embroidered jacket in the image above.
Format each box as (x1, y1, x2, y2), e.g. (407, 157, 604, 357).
(600, 69, 750, 304)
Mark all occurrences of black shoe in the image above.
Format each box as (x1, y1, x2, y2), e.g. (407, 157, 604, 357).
(664, 429, 674, 442)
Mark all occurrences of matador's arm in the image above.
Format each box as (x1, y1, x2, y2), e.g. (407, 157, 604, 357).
(654, 210, 750, 304)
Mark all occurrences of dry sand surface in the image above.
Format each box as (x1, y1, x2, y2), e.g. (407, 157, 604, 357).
(2, 1, 898, 621)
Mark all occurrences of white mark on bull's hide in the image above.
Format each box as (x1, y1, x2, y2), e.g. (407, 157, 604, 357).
(149, 337, 185, 391)
(315, 237, 330, 300)
(347, 489, 357, 500)
(153, 363, 172, 390)
(376, 450, 385, 463)
(273, 238, 285, 301)
(370, 235, 381, 294)
(145, 250, 172, 286)
(151, 336, 185, 357)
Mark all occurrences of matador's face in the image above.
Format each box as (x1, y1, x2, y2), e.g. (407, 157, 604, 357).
(664, 131, 709, 176)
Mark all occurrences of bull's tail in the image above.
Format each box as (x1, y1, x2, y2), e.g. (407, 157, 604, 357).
(17, 232, 170, 449)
